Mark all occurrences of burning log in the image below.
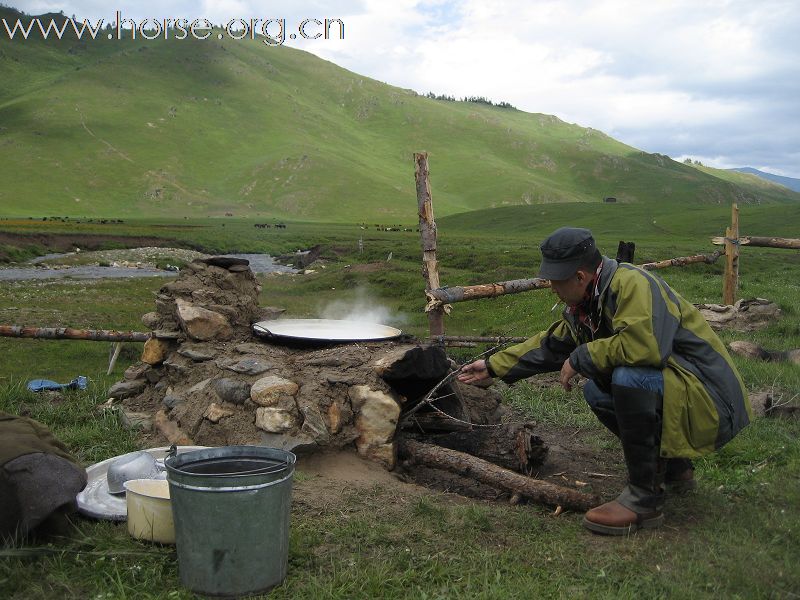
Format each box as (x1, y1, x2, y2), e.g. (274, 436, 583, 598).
(398, 439, 599, 511)
(415, 424, 547, 474)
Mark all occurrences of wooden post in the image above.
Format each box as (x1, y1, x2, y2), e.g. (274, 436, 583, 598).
(415, 152, 444, 336)
(723, 203, 740, 305)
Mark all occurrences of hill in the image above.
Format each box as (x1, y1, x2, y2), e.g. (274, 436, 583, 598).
(1, 7, 799, 221)
(728, 167, 800, 193)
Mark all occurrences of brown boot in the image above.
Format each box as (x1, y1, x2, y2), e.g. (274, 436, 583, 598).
(582, 500, 664, 536)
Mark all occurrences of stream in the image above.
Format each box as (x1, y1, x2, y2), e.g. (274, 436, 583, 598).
(0, 253, 296, 281)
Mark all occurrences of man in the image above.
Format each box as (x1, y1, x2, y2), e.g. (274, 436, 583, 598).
(458, 227, 751, 535)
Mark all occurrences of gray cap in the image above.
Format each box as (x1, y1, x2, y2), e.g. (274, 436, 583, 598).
(538, 227, 597, 280)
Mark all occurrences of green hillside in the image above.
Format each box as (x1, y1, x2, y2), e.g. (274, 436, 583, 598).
(1, 7, 798, 221)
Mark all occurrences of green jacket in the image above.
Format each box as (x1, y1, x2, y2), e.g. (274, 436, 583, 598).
(487, 257, 751, 458)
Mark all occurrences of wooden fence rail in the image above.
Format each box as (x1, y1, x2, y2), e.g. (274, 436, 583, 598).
(0, 325, 150, 342)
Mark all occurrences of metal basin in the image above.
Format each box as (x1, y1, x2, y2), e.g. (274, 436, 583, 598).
(107, 451, 162, 494)
(253, 318, 401, 342)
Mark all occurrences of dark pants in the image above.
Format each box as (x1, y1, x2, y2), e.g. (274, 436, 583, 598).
(583, 367, 689, 513)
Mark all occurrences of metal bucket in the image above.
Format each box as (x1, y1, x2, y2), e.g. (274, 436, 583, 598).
(165, 446, 295, 597)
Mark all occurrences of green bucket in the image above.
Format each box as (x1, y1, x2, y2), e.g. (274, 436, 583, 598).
(165, 446, 295, 597)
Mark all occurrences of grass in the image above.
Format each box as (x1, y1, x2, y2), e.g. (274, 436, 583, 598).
(1, 211, 799, 598)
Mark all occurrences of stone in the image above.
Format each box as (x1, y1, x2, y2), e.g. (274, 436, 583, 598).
(788, 349, 800, 365)
(255, 407, 298, 433)
(185, 260, 206, 272)
(749, 392, 772, 418)
(360, 442, 396, 470)
(162, 394, 182, 410)
(348, 385, 394, 412)
(729, 341, 769, 360)
(299, 403, 329, 443)
(121, 410, 152, 431)
(141, 337, 172, 365)
(154, 409, 193, 445)
(259, 432, 318, 454)
(153, 329, 183, 340)
(207, 304, 240, 321)
(218, 356, 271, 376)
(141, 311, 161, 329)
(205, 402, 235, 423)
(697, 298, 781, 332)
(108, 379, 147, 400)
(123, 363, 150, 380)
(328, 401, 342, 434)
(371, 348, 414, 376)
(188, 378, 212, 394)
(175, 298, 233, 341)
(178, 344, 217, 362)
(163, 355, 192, 376)
(211, 378, 251, 405)
(251, 376, 299, 407)
(145, 369, 162, 384)
(352, 387, 400, 448)
(228, 264, 250, 272)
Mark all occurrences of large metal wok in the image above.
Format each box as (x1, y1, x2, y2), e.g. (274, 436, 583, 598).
(253, 318, 402, 342)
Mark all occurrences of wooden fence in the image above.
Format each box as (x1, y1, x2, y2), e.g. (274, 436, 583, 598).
(414, 154, 799, 344)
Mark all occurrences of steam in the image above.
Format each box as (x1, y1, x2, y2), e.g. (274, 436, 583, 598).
(319, 287, 407, 326)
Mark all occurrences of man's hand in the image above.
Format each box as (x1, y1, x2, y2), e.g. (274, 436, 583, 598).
(559, 358, 579, 391)
(457, 359, 490, 384)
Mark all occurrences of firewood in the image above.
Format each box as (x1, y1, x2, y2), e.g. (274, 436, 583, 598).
(398, 439, 599, 511)
(419, 424, 547, 474)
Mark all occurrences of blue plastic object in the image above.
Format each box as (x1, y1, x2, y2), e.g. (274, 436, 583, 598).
(27, 376, 88, 392)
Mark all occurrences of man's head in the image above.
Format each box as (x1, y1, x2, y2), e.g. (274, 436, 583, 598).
(538, 227, 602, 305)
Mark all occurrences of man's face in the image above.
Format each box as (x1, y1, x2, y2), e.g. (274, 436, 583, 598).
(549, 268, 592, 305)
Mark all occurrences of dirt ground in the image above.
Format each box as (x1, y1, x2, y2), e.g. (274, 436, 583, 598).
(206, 418, 625, 516)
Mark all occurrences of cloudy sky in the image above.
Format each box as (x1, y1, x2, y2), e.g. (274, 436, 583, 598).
(9, 0, 800, 177)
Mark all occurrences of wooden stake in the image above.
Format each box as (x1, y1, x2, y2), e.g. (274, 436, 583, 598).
(415, 152, 445, 336)
(107, 342, 123, 376)
(723, 203, 739, 305)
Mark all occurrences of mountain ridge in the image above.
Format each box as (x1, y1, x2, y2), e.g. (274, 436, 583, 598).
(1, 7, 798, 221)
(728, 167, 800, 193)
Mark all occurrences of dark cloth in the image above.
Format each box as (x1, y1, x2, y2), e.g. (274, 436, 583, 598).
(0, 412, 76, 467)
(0, 412, 87, 539)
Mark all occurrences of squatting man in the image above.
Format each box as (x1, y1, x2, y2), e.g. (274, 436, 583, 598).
(458, 227, 752, 535)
